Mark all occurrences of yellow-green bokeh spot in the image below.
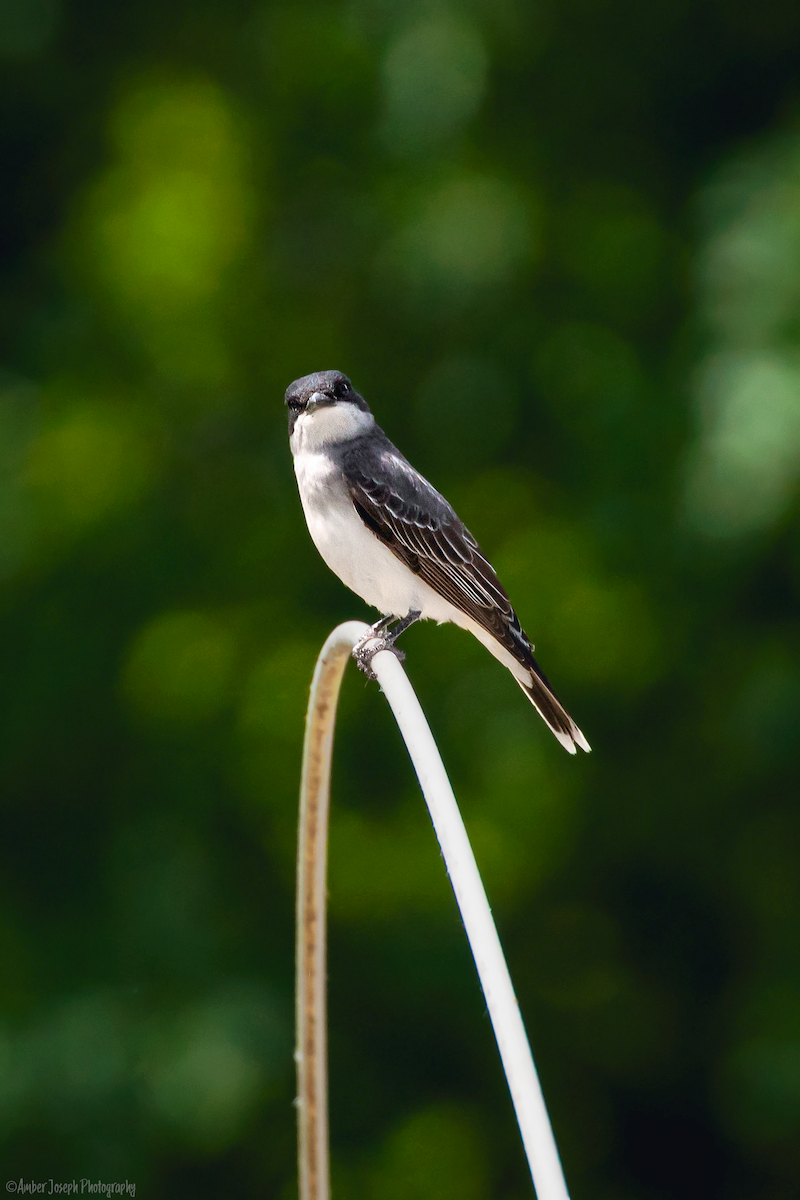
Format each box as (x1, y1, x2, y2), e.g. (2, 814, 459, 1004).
(82, 75, 255, 383)
(328, 804, 453, 923)
(238, 640, 320, 747)
(140, 985, 281, 1151)
(467, 710, 584, 903)
(686, 129, 800, 537)
(685, 350, 800, 538)
(496, 522, 663, 691)
(26, 399, 155, 532)
(382, 172, 536, 305)
(369, 1104, 490, 1200)
(122, 610, 238, 725)
(92, 76, 253, 312)
(380, 12, 488, 152)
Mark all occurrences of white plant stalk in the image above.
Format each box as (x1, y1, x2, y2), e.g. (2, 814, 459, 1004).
(296, 621, 570, 1200)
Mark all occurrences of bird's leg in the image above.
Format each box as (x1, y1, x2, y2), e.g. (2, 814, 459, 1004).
(385, 609, 422, 642)
(354, 610, 422, 678)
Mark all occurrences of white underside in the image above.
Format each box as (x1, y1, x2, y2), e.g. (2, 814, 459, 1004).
(292, 443, 531, 688)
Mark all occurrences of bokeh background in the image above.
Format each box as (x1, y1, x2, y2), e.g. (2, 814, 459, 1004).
(2, 0, 800, 1196)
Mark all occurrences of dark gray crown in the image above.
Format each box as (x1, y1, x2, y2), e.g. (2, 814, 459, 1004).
(284, 371, 370, 412)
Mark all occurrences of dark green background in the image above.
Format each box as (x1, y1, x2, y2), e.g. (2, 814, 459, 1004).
(2, 0, 800, 1196)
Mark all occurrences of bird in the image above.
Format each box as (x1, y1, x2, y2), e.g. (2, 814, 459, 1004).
(285, 369, 590, 754)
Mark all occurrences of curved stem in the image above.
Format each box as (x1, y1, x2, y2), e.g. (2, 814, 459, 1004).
(367, 644, 570, 1200)
(296, 622, 570, 1200)
(296, 620, 370, 1200)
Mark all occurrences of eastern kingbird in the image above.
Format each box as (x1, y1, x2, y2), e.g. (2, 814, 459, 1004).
(286, 369, 590, 754)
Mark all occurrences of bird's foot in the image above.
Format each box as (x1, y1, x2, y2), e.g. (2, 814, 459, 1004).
(353, 633, 405, 679)
(353, 610, 419, 678)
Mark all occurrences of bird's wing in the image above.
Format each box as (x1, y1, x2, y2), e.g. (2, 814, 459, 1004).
(341, 434, 590, 754)
(341, 440, 536, 669)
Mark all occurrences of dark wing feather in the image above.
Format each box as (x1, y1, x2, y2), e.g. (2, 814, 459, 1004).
(340, 430, 590, 753)
(341, 435, 538, 673)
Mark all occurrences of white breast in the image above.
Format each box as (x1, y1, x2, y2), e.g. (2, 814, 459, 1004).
(292, 449, 456, 622)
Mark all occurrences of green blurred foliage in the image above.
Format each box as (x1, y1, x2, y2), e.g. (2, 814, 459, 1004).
(1, 0, 800, 1196)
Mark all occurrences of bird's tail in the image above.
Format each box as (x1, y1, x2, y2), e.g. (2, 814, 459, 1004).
(456, 614, 590, 752)
(517, 666, 591, 755)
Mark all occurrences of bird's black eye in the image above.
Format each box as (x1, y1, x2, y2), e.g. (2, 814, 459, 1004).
(287, 396, 304, 412)
(332, 378, 349, 399)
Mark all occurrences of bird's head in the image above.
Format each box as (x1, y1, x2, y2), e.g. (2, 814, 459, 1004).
(285, 370, 373, 448)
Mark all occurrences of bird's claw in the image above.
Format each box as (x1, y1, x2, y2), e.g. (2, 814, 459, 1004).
(353, 634, 405, 679)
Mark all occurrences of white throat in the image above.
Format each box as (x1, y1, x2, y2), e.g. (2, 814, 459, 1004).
(290, 402, 374, 457)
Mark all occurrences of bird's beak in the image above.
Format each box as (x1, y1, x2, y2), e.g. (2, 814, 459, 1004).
(306, 391, 328, 413)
